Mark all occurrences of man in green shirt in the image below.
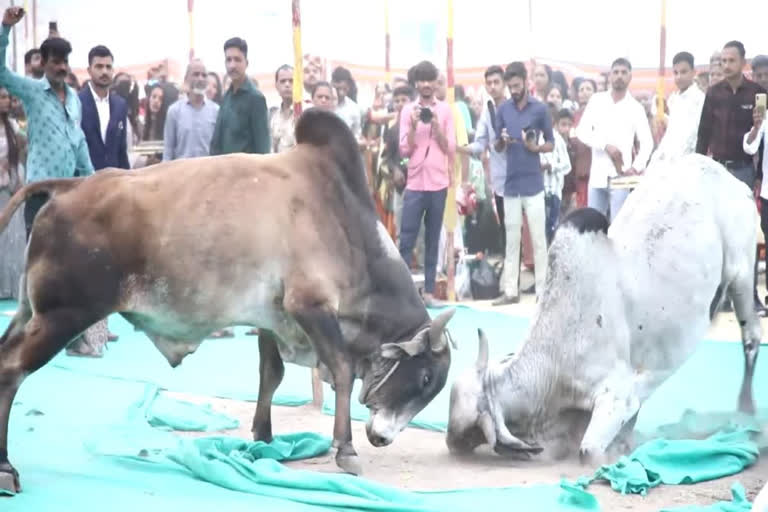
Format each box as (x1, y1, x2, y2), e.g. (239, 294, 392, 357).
(210, 37, 270, 155)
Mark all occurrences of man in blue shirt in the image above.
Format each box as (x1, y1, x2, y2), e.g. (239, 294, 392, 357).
(0, 7, 93, 237)
(493, 61, 554, 305)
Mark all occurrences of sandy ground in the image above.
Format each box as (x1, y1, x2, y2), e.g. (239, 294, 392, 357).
(169, 395, 767, 511)
(160, 268, 768, 511)
(2, 270, 766, 509)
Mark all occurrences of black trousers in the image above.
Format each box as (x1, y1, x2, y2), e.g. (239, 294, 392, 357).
(24, 194, 49, 241)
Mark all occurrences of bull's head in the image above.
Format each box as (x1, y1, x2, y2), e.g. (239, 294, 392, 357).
(361, 308, 456, 447)
(446, 329, 542, 457)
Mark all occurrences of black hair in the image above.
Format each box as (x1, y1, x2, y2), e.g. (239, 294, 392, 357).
(0, 87, 19, 176)
(455, 84, 467, 102)
(331, 66, 353, 84)
(39, 37, 72, 63)
(312, 81, 332, 98)
(535, 63, 553, 84)
(207, 72, 222, 103)
(274, 64, 293, 83)
(556, 108, 574, 122)
(611, 58, 632, 71)
(753, 55, 768, 70)
(24, 48, 40, 65)
(223, 37, 248, 58)
(723, 40, 746, 59)
(580, 78, 597, 92)
(551, 70, 569, 95)
(503, 61, 527, 82)
(393, 85, 414, 100)
(411, 61, 439, 83)
(672, 51, 694, 68)
(484, 65, 504, 80)
(88, 45, 113, 66)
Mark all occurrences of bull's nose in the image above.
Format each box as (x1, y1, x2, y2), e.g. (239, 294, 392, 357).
(368, 432, 391, 447)
(365, 420, 393, 447)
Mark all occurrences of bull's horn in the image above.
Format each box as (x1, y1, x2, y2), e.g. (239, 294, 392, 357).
(476, 329, 489, 371)
(429, 308, 456, 352)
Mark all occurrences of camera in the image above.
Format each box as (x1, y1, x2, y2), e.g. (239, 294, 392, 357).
(419, 107, 434, 124)
(523, 126, 537, 144)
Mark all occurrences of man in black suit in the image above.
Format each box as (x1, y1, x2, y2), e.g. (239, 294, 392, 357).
(79, 45, 129, 172)
(76, 45, 128, 346)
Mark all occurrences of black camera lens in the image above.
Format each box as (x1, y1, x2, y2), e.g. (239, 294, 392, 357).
(419, 107, 433, 124)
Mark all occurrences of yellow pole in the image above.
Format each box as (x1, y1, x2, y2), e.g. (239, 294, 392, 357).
(384, 0, 391, 84)
(292, 0, 305, 118)
(187, 0, 194, 61)
(656, 0, 667, 121)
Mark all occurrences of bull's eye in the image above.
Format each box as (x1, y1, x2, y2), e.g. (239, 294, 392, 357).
(422, 373, 431, 388)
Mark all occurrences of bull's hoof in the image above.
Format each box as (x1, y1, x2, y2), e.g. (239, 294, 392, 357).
(738, 396, 756, 416)
(252, 425, 273, 444)
(0, 465, 20, 494)
(335, 447, 362, 476)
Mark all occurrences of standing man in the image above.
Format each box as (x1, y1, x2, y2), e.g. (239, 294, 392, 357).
(458, 65, 507, 251)
(24, 48, 42, 78)
(576, 58, 653, 221)
(331, 66, 361, 139)
(210, 37, 270, 156)
(492, 61, 554, 305)
(270, 64, 296, 153)
(697, 41, 766, 189)
(79, 45, 129, 172)
(697, 40, 767, 315)
(398, 60, 456, 307)
(0, 7, 93, 238)
(163, 59, 219, 161)
(650, 51, 705, 164)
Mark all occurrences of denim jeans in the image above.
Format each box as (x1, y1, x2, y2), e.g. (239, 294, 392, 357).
(544, 193, 561, 245)
(398, 188, 447, 294)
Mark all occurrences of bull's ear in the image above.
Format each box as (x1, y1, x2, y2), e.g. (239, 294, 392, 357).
(476, 329, 489, 371)
(429, 308, 456, 353)
(381, 331, 429, 359)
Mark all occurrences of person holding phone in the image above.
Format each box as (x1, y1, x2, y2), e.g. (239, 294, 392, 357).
(744, 91, 768, 308)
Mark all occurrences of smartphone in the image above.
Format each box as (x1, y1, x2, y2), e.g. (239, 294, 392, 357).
(757, 93, 767, 117)
(49, 21, 57, 32)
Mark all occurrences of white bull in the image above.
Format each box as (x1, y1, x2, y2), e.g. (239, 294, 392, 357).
(446, 154, 762, 462)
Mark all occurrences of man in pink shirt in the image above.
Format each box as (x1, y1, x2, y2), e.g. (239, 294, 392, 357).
(398, 60, 456, 306)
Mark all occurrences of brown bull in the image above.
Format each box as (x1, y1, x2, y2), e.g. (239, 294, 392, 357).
(0, 109, 456, 493)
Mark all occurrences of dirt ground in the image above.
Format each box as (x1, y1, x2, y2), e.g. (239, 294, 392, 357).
(165, 269, 768, 511)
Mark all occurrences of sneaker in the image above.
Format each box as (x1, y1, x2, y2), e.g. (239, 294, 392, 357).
(492, 294, 520, 306)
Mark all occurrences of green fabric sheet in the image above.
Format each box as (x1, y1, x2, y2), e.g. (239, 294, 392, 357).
(573, 428, 761, 496)
(0, 302, 766, 512)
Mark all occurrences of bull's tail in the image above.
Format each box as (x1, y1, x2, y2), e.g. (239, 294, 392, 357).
(0, 178, 84, 234)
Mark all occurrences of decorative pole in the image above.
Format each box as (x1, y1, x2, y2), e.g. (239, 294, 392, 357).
(656, 0, 667, 121)
(10, 0, 16, 72)
(443, 0, 457, 302)
(31, 0, 36, 48)
(384, 0, 391, 84)
(292, 0, 305, 119)
(187, 0, 195, 61)
(292, 0, 320, 407)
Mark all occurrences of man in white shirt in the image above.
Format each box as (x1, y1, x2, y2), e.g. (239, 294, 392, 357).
(576, 57, 653, 221)
(331, 66, 361, 139)
(651, 51, 705, 164)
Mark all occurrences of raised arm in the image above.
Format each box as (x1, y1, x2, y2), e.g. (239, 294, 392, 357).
(0, 8, 39, 103)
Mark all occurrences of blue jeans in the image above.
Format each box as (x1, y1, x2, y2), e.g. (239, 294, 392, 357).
(399, 188, 447, 294)
(588, 187, 630, 222)
(544, 193, 561, 245)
